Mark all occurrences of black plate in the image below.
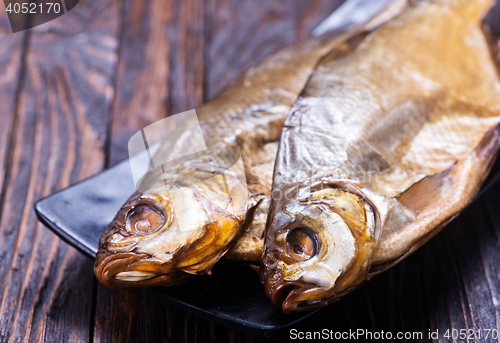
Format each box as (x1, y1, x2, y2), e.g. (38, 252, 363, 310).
(33, 153, 500, 337)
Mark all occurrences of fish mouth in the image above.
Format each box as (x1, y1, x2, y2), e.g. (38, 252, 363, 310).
(94, 250, 191, 289)
(94, 211, 242, 288)
(269, 280, 332, 314)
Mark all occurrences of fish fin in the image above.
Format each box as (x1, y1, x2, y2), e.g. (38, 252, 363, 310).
(311, 0, 408, 37)
(370, 123, 500, 273)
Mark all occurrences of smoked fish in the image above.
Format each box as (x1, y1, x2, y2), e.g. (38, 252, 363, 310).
(261, 0, 500, 313)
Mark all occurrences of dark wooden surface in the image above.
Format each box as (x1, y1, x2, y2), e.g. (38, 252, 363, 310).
(1, 0, 500, 342)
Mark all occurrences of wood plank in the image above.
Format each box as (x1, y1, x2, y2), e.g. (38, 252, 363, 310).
(204, 0, 344, 100)
(0, 3, 30, 340)
(204, 0, 296, 100)
(94, 0, 206, 342)
(0, 0, 121, 341)
(107, 0, 172, 166)
(0, 2, 27, 207)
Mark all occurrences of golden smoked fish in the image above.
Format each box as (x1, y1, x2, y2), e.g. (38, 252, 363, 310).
(93, 4, 392, 288)
(261, 0, 500, 313)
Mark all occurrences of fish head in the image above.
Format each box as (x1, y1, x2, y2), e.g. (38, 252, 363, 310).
(261, 182, 377, 313)
(95, 149, 249, 289)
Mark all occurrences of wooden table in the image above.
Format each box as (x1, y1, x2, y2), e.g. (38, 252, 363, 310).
(1, 0, 500, 342)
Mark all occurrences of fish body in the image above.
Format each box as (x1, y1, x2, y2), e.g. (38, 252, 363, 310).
(261, 0, 500, 313)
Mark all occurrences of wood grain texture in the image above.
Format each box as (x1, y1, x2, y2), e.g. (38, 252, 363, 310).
(0, 4, 30, 340)
(204, 0, 295, 99)
(0, 3, 27, 210)
(2, 0, 500, 342)
(107, 0, 172, 166)
(204, 0, 342, 100)
(0, 0, 121, 341)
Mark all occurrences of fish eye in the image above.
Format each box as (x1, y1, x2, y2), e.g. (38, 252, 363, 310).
(286, 228, 318, 262)
(126, 205, 165, 236)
